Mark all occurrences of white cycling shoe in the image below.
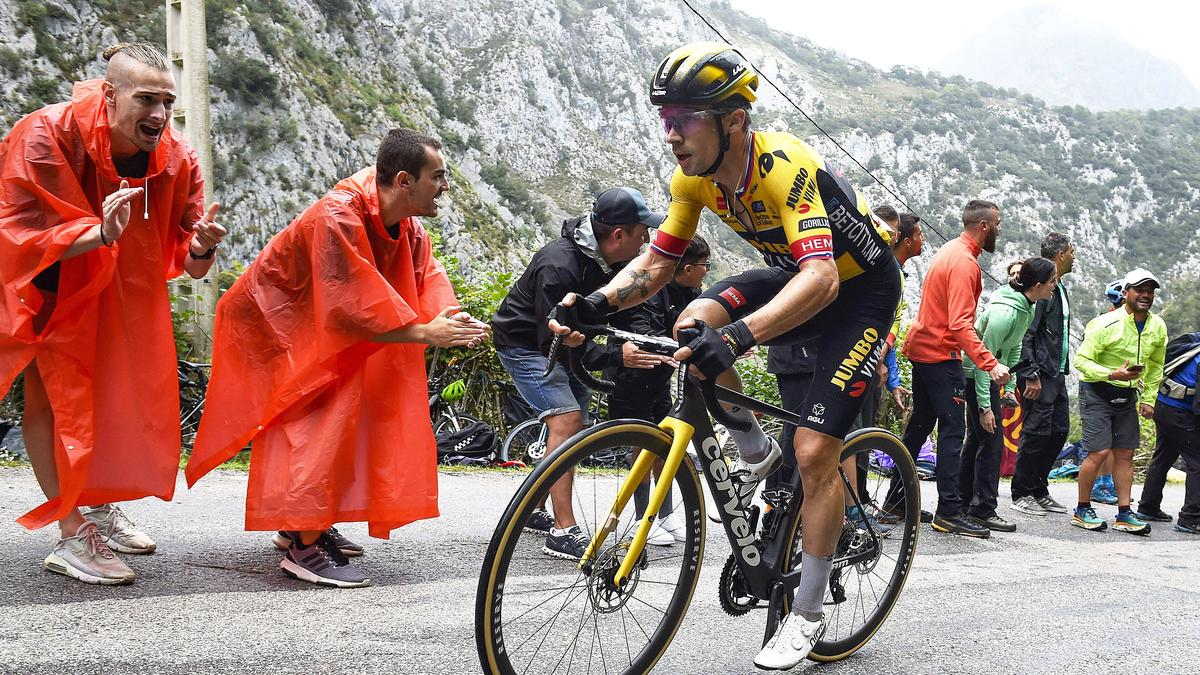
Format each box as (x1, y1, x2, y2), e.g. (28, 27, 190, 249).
(754, 612, 825, 671)
(730, 438, 783, 485)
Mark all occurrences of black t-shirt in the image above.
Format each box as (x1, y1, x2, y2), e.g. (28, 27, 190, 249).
(32, 152, 151, 293)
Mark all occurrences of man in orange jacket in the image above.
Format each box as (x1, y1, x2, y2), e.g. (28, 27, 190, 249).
(0, 43, 225, 585)
(186, 128, 488, 588)
(885, 199, 1010, 538)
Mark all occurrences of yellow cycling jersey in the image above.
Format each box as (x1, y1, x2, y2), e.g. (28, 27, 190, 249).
(651, 131, 893, 280)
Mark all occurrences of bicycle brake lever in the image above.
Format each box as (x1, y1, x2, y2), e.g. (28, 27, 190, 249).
(543, 332, 564, 377)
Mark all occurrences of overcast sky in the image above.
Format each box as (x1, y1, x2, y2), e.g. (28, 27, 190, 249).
(727, 0, 1200, 89)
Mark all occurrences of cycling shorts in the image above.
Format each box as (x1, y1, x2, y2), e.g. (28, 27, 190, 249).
(700, 260, 901, 438)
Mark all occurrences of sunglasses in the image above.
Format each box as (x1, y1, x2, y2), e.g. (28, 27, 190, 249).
(658, 107, 718, 135)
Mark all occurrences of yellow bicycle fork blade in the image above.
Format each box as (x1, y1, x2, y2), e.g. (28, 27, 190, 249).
(609, 417, 694, 586)
(577, 447, 657, 568)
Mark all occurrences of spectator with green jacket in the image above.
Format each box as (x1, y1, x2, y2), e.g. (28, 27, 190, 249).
(1071, 268, 1169, 535)
(960, 257, 1058, 532)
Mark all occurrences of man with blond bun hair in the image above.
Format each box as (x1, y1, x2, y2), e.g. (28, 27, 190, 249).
(0, 42, 225, 584)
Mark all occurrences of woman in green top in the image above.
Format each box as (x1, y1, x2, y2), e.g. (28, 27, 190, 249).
(960, 257, 1059, 532)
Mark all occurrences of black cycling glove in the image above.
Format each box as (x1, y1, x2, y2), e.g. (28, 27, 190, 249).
(681, 319, 756, 380)
(547, 291, 613, 338)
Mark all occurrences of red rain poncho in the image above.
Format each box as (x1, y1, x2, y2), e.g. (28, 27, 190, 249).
(0, 80, 203, 529)
(186, 167, 456, 538)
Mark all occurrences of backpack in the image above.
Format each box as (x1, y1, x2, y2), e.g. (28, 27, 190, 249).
(1163, 332, 1200, 378)
(436, 421, 497, 463)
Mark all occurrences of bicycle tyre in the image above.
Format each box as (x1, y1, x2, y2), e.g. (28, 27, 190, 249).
(433, 411, 479, 436)
(500, 417, 546, 465)
(476, 421, 706, 675)
(776, 428, 920, 662)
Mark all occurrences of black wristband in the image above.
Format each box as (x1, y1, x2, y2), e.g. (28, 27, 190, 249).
(99, 224, 112, 247)
(190, 245, 218, 260)
(582, 291, 613, 317)
(720, 319, 756, 357)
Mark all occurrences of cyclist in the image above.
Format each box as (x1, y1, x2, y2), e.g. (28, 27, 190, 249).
(551, 42, 900, 670)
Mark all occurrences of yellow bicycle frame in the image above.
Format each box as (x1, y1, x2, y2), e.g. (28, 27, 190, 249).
(577, 416, 697, 586)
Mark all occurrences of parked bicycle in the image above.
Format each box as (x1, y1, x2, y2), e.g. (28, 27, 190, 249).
(178, 359, 209, 450)
(476, 325, 920, 674)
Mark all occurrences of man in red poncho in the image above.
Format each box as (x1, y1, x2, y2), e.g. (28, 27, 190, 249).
(0, 43, 225, 585)
(186, 128, 487, 588)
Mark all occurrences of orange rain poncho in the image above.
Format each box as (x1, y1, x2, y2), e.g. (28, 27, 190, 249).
(0, 80, 203, 529)
(186, 167, 456, 538)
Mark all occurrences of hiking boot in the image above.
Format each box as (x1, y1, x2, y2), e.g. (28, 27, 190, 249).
(280, 534, 370, 588)
(1132, 507, 1173, 523)
(730, 438, 782, 486)
(754, 612, 825, 670)
(43, 522, 135, 585)
(1071, 506, 1107, 531)
(1009, 496, 1047, 516)
(931, 514, 991, 538)
(1173, 521, 1200, 535)
(273, 527, 363, 557)
(523, 507, 554, 535)
(1034, 495, 1069, 514)
(1113, 511, 1151, 536)
(970, 513, 1017, 532)
(82, 504, 155, 554)
(543, 525, 590, 561)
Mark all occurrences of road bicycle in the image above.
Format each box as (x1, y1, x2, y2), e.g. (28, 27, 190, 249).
(475, 325, 921, 674)
(178, 359, 210, 450)
(498, 390, 613, 466)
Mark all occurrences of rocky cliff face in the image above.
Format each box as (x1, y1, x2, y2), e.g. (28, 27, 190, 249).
(3, 0, 1200, 328)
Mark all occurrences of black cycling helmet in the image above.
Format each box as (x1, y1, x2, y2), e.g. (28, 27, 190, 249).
(650, 42, 759, 109)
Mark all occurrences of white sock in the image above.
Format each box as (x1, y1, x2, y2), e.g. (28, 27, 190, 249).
(724, 405, 771, 463)
(550, 526, 574, 536)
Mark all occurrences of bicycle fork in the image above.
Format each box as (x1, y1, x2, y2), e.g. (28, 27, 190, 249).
(578, 417, 695, 586)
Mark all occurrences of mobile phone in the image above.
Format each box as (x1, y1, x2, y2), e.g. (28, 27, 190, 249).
(1128, 364, 1145, 373)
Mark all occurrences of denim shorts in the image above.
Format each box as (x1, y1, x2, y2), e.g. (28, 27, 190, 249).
(497, 346, 591, 422)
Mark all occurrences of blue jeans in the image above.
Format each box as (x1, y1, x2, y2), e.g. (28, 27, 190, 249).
(497, 346, 591, 422)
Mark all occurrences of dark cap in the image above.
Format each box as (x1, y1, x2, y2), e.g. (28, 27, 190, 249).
(591, 187, 665, 228)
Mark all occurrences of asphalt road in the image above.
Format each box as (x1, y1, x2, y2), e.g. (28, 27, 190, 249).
(1, 467, 1197, 674)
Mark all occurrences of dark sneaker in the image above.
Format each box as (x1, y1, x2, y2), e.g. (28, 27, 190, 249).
(1071, 506, 1108, 531)
(970, 513, 1016, 532)
(877, 507, 934, 525)
(543, 525, 590, 561)
(524, 508, 554, 535)
(1173, 521, 1200, 535)
(1132, 507, 1173, 523)
(931, 514, 991, 538)
(280, 534, 370, 588)
(1113, 511, 1151, 536)
(273, 527, 363, 557)
(1010, 496, 1047, 516)
(1034, 495, 1069, 514)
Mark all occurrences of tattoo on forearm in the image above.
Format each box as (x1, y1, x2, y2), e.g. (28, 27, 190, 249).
(615, 270, 652, 302)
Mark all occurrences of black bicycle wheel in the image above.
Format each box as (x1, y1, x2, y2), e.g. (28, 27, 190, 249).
(773, 428, 920, 662)
(477, 421, 705, 675)
(501, 417, 547, 465)
(178, 363, 209, 450)
(433, 411, 479, 436)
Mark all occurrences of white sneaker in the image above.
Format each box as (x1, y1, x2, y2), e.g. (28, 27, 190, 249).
(659, 510, 687, 541)
(730, 438, 783, 485)
(646, 518, 674, 546)
(44, 522, 135, 585)
(754, 612, 825, 671)
(83, 504, 156, 554)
